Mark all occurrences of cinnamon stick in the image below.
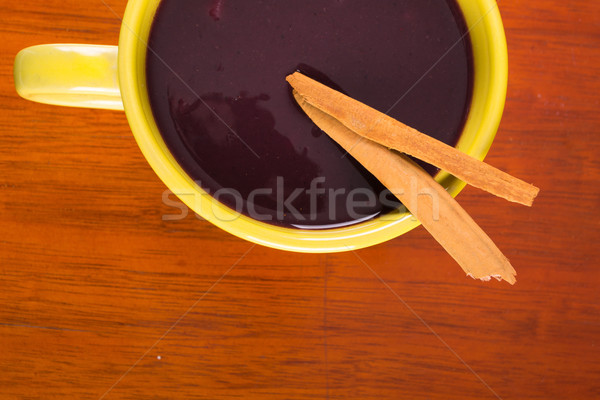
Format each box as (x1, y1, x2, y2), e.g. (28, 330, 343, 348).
(287, 72, 539, 207)
(292, 90, 517, 284)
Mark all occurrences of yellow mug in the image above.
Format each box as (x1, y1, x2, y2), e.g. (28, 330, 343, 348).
(14, 0, 507, 253)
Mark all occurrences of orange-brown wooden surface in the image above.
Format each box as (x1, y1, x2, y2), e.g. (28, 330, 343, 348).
(1, 1, 599, 399)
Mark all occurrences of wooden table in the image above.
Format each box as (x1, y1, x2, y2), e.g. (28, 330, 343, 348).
(1, 1, 598, 398)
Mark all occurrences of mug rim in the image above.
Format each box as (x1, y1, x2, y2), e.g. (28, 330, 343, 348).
(118, 0, 508, 253)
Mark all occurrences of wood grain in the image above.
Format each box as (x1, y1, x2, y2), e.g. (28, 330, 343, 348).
(1, 0, 599, 399)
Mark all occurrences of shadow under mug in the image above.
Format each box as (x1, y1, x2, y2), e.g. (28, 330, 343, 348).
(14, 0, 507, 253)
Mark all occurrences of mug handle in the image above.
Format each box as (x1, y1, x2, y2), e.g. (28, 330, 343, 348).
(14, 44, 123, 111)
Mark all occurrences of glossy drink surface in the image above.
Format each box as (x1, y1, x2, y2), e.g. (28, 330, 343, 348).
(146, 0, 472, 228)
